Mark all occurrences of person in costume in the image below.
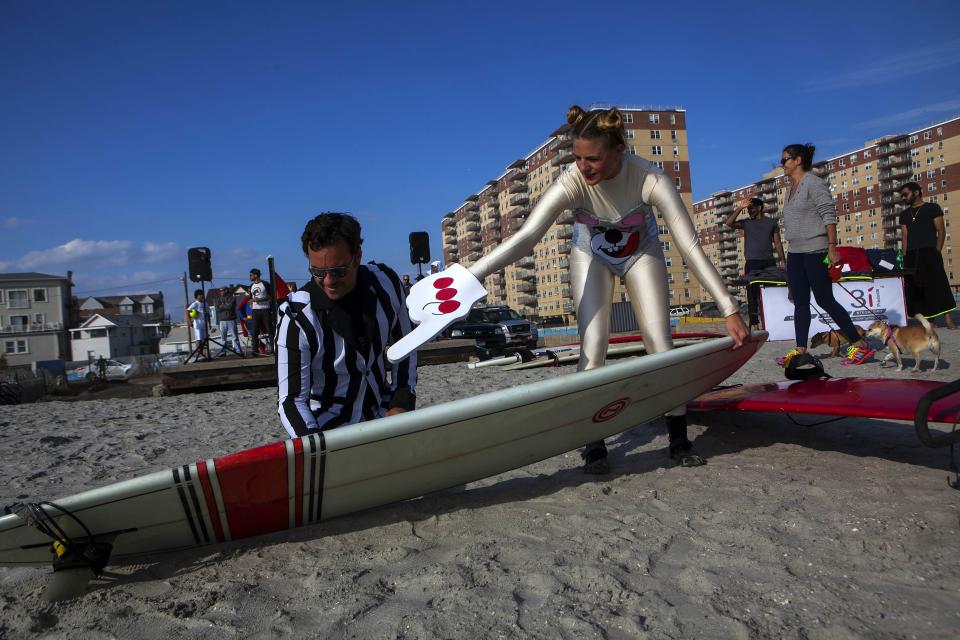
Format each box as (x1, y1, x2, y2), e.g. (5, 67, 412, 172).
(276, 213, 417, 437)
(776, 143, 874, 368)
(186, 289, 208, 344)
(898, 181, 957, 329)
(403, 105, 748, 471)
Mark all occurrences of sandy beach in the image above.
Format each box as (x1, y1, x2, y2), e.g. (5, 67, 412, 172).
(1, 330, 958, 639)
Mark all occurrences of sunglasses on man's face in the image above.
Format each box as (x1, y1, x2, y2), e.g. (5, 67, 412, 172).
(780, 156, 794, 166)
(308, 260, 355, 281)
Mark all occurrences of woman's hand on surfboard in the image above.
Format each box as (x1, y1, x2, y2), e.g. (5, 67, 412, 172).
(386, 264, 488, 363)
(725, 313, 748, 349)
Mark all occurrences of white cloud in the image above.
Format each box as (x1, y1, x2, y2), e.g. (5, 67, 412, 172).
(2, 217, 31, 229)
(17, 239, 134, 270)
(142, 241, 180, 263)
(805, 40, 960, 92)
(6, 238, 184, 271)
(856, 99, 960, 130)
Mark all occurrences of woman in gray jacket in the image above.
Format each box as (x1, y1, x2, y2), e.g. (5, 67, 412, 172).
(778, 143, 873, 367)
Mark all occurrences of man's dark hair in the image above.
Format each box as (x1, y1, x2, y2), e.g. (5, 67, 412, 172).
(250, 268, 261, 277)
(899, 181, 922, 195)
(749, 197, 764, 207)
(193, 289, 203, 298)
(301, 212, 363, 256)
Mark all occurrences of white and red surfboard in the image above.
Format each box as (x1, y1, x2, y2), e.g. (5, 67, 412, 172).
(0, 334, 763, 568)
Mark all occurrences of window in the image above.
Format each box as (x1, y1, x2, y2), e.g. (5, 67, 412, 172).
(4, 339, 28, 354)
(0, 290, 4, 304)
(924, 130, 932, 140)
(650, 129, 661, 139)
(626, 130, 635, 139)
(673, 161, 680, 172)
(33, 313, 44, 325)
(648, 114, 659, 124)
(9, 315, 28, 331)
(672, 145, 679, 156)
(664, 257, 672, 267)
(654, 161, 664, 169)
(669, 114, 676, 125)
(661, 240, 671, 252)
(675, 177, 682, 189)
(671, 130, 677, 140)
(651, 145, 662, 155)
(7, 290, 28, 309)
(623, 113, 633, 124)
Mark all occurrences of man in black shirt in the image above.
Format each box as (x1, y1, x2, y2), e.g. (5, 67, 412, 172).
(898, 182, 956, 328)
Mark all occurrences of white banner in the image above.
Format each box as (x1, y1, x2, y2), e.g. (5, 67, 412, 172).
(760, 277, 907, 342)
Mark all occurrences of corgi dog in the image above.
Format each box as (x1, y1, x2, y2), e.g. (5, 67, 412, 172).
(866, 314, 941, 372)
(809, 325, 866, 357)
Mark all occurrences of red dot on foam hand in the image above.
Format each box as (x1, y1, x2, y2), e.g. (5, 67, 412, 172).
(438, 300, 460, 314)
(434, 277, 454, 289)
(436, 287, 457, 300)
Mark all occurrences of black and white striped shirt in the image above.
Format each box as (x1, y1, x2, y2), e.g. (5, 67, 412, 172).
(277, 264, 417, 437)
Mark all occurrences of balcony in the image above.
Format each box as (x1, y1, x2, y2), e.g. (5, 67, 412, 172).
(0, 321, 65, 335)
(552, 151, 574, 166)
(464, 209, 480, 222)
(516, 281, 536, 293)
(557, 225, 573, 240)
(464, 239, 481, 252)
(484, 217, 501, 230)
(510, 169, 528, 181)
(516, 294, 537, 307)
(877, 153, 910, 168)
(465, 221, 480, 232)
(509, 194, 530, 207)
(557, 210, 575, 224)
(508, 182, 528, 194)
(516, 255, 535, 269)
(464, 230, 480, 242)
(507, 206, 530, 219)
(514, 268, 536, 280)
(464, 202, 479, 213)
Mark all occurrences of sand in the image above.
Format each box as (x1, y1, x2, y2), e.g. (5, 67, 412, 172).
(1, 331, 959, 639)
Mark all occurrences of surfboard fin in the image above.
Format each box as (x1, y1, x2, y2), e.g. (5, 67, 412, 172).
(8, 501, 114, 601)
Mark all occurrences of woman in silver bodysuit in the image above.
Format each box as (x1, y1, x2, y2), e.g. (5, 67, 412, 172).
(466, 106, 748, 472)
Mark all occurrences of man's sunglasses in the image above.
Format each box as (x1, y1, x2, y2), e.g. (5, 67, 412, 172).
(308, 259, 355, 281)
(780, 156, 795, 166)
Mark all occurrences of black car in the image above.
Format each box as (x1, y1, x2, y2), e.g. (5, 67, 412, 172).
(446, 306, 538, 352)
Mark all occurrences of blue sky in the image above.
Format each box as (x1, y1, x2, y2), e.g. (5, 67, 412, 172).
(2, 1, 959, 318)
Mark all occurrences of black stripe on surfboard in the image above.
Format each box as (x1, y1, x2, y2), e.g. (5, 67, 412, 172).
(172, 466, 200, 544)
(316, 431, 326, 523)
(304, 433, 327, 524)
(182, 464, 210, 544)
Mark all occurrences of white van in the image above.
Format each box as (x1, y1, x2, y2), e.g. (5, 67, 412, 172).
(669, 306, 691, 318)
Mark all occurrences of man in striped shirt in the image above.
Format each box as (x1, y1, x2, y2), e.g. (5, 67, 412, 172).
(277, 213, 417, 437)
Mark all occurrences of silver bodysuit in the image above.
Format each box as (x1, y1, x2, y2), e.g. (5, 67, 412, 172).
(470, 155, 738, 416)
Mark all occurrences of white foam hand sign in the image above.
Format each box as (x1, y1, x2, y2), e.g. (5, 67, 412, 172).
(387, 264, 488, 363)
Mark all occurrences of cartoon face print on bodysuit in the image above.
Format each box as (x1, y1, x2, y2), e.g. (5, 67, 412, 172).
(574, 206, 652, 266)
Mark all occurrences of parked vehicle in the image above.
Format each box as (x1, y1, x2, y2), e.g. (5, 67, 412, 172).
(446, 306, 538, 353)
(669, 306, 691, 318)
(66, 359, 133, 383)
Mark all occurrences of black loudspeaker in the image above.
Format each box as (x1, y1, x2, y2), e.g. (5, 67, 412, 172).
(409, 232, 430, 265)
(188, 247, 213, 282)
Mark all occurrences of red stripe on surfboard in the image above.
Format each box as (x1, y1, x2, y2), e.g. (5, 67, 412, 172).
(293, 437, 304, 528)
(214, 441, 289, 540)
(195, 460, 225, 544)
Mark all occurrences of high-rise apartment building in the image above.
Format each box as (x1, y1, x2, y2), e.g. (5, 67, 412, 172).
(692, 116, 960, 302)
(441, 105, 695, 324)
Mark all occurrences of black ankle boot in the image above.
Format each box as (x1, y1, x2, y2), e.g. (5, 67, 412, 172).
(581, 440, 610, 474)
(666, 415, 705, 467)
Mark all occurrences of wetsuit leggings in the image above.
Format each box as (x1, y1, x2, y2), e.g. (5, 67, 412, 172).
(787, 251, 861, 348)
